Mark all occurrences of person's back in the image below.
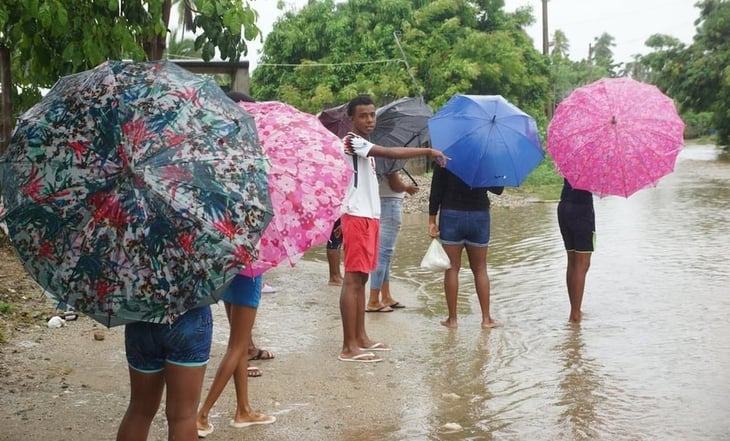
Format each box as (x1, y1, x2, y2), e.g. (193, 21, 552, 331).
(557, 178, 595, 322)
(428, 166, 502, 329)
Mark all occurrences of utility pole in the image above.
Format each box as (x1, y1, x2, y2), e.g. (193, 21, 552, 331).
(542, 0, 549, 56)
(542, 0, 553, 119)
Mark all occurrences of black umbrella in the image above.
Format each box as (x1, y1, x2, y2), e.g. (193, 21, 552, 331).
(317, 103, 352, 138)
(371, 97, 433, 182)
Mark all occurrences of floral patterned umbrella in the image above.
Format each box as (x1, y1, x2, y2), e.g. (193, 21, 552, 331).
(547, 77, 685, 197)
(0, 60, 273, 327)
(236, 101, 351, 277)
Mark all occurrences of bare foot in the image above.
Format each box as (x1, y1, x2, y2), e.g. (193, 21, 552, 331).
(440, 319, 458, 328)
(569, 311, 582, 323)
(481, 320, 500, 329)
(328, 278, 343, 286)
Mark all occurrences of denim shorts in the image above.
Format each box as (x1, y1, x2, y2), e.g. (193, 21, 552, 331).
(222, 274, 262, 308)
(439, 209, 491, 247)
(124, 305, 213, 373)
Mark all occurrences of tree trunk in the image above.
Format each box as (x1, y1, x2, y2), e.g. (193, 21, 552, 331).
(0, 45, 12, 155)
(143, 0, 172, 60)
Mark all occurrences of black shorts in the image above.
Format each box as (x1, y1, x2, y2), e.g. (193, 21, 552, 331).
(557, 201, 595, 252)
(326, 218, 343, 250)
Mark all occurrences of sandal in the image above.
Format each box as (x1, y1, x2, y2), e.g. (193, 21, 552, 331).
(249, 348, 275, 361)
(247, 366, 262, 377)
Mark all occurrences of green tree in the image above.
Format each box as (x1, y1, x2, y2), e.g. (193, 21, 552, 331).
(0, 0, 261, 152)
(589, 32, 619, 78)
(252, 0, 549, 123)
(550, 29, 570, 59)
(642, 0, 730, 146)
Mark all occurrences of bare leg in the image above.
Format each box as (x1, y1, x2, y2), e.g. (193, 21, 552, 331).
(380, 280, 399, 307)
(164, 363, 206, 441)
(116, 369, 164, 441)
(197, 303, 259, 431)
(465, 244, 498, 328)
(366, 285, 393, 311)
(327, 249, 343, 286)
(231, 348, 273, 425)
(441, 244, 463, 328)
(340, 271, 384, 358)
(566, 251, 591, 322)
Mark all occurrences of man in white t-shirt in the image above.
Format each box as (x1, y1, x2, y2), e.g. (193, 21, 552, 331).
(337, 94, 448, 363)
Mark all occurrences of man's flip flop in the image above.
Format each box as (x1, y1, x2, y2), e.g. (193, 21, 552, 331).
(360, 342, 391, 351)
(247, 366, 262, 377)
(365, 305, 393, 313)
(389, 302, 406, 309)
(337, 352, 382, 363)
(229, 415, 276, 428)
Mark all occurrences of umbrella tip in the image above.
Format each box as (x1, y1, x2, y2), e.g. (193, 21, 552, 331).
(611, 115, 617, 124)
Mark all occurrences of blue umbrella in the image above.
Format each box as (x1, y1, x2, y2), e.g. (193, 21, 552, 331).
(428, 95, 544, 187)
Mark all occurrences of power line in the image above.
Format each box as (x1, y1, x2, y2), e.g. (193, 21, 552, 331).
(257, 59, 403, 68)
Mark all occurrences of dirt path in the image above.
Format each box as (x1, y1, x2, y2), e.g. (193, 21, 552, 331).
(0, 254, 432, 441)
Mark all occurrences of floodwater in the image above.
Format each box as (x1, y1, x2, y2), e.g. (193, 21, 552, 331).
(257, 143, 730, 441)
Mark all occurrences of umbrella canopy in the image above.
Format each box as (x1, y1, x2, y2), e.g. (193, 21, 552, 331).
(317, 103, 352, 138)
(236, 101, 352, 277)
(428, 95, 544, 187)
(547, 77, 685, 197)
(371, 96, 433, 176)
(0, 60, 273, 327)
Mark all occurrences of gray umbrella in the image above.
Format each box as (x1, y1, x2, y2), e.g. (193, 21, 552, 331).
(371, 97, 433, 181)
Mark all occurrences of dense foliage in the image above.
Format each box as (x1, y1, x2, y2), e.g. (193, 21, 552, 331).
(253, 0, 729, 148)
(0, 0, 261, 151)
(252, 0, 550, 126)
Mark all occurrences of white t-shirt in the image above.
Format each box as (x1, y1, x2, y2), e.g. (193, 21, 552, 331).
(342, 140, 380, 219)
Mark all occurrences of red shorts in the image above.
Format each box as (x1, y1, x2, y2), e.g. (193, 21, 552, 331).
(341, 214, 379, 273)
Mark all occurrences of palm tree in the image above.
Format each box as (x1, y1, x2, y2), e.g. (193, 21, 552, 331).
(165, 30, 202, 59)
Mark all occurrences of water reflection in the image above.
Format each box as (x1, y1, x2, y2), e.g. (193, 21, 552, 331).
(296, 144, 730, 440)
(555, 327, 604, 440)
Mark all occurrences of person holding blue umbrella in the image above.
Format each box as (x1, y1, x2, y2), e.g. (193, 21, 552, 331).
(428, 164, 503, 329)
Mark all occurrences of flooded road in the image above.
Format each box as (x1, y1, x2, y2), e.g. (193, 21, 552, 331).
(290, 143, 730, 440)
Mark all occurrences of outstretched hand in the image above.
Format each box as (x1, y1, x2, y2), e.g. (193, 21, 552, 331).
(343, 132, 374, 155)
(430, 149, 449, 167)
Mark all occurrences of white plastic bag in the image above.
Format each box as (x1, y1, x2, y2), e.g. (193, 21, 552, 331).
(420, 239, 451, 271)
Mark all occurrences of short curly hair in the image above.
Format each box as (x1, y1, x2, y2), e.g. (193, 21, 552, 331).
(347, 94, 375, 117)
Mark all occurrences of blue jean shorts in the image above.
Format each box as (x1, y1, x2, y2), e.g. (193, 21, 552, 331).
(221, 274, 262, 308)
(439, 209, 491, 247)
(124, 305, 213, 373)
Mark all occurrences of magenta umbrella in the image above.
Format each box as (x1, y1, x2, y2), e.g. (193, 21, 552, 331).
(547, 78, 685, 197)
(236, 101, 352, 277)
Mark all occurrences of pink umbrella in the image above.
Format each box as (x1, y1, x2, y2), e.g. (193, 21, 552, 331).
(547, 77, 685, 197)
(237, 101, 352, 277)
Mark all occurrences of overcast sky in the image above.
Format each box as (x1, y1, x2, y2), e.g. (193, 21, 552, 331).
(242, 0, 700, 72)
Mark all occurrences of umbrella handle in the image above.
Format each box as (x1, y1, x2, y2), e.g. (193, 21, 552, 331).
(402, 168, 418, 186)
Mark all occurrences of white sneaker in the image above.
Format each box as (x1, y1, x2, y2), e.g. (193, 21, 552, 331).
(261, 284, 277, 294)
